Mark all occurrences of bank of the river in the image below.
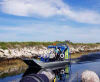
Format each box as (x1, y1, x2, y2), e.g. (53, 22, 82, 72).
(0, 42, 100, 59)
(0, 58, 27, 78)
(1, 52, 100, 82)
(0, 42, 100, 78)
(0, 51, 99, 80)
(0, 51, 97, 78)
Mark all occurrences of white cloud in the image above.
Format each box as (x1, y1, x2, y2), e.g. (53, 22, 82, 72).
(1, 0, 63, 17)
(1, 0, 100, 24)
(0, 24, 100, 43)
(62, 9, 100, 24)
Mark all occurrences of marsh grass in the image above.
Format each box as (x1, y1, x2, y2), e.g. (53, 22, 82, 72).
(0, 42, 54, 49)
(0, 41, 99, 50)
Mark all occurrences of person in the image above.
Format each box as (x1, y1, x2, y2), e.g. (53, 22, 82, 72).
(55, 47, 59, 60)
(58, 48, 62, 60)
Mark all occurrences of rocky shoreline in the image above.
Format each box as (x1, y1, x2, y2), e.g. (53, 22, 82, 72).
(0, 44, 100, 59)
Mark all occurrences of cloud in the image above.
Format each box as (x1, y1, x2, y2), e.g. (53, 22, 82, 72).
(1, 0, 63, 17)
(0, 24, 100, 42)
(1, 0, 100, 24)
(63, 9, 100, 24)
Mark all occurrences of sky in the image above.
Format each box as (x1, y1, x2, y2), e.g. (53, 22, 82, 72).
(0, 0, 100, 43)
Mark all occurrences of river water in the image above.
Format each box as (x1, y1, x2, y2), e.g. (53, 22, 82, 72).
(0, 52, 100, 82)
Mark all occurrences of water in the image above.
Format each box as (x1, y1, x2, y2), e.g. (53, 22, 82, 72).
(0, 52, 100, 82)
(0, 74, 22, 82)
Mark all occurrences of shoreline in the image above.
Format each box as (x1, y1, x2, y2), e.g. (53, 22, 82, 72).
(0, 49, 100, 60)
(0, 50, 99, 59)
(0, 51, 100, 78)
(0, 58, 27, 78)
(0, 45, 100, 59)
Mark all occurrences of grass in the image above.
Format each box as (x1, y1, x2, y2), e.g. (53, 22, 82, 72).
(0, 41, 99, 50)
(0, 42, 53, 49)
(0, 41, 72, 49)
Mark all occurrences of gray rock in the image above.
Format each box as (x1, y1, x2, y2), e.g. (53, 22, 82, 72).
(81, 70, 100, 82)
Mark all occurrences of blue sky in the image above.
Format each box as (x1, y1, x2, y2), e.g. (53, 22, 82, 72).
(0, 0, 100, 43)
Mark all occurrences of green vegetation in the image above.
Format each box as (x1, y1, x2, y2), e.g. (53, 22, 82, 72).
(0, 41, 99, 49)
(0, 41, 69, 49)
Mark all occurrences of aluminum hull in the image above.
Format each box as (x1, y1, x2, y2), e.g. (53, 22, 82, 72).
(23, 59, 70, 68)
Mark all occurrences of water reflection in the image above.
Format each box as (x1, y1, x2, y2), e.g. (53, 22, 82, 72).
(53, 65, 71, 82)
(20, 52, 100, 82)
(1, 52, 100, 82)
(20, 64, 72, 82)
(22, 67, 41, 77)
(77, 52, 100, 63)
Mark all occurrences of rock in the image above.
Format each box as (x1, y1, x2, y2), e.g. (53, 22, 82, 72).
(0, 51, 5, 57)
(81, 70, 100, 82)
(0, 45, 100, 59)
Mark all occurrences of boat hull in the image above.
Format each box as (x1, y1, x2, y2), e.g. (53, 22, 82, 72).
(23, 59, 70, 69)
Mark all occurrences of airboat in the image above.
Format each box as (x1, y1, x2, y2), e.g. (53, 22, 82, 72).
(22, 43, 71, 68)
